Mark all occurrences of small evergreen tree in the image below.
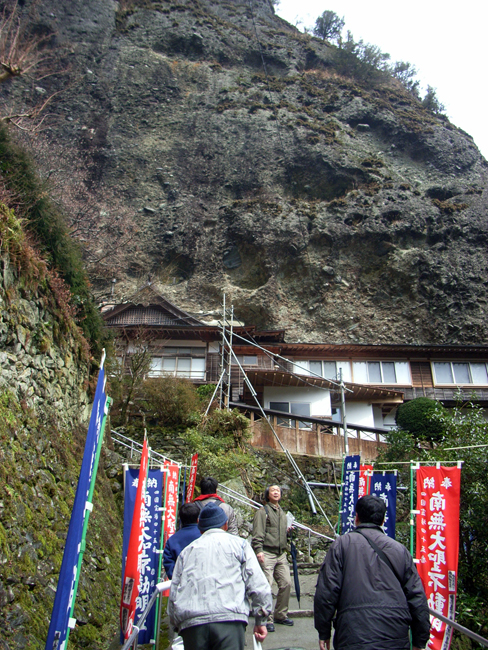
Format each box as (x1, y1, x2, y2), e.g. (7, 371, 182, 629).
(391, 61, 420, 95)
(314, 10, 345, 43)
(422, 85, 445, 114)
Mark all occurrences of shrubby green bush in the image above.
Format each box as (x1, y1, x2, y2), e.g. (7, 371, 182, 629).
(181, 408, 254, 479)
(141, 376, 202, 427)
(395, 397, 446, 443)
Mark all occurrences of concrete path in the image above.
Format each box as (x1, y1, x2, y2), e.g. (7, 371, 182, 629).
(245, 569, 320, 650)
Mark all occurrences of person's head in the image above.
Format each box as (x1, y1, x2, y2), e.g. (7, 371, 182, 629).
(355, 495, 386, 526)
(179, 502, 200, 526)
(200, 476, 218, 495)
(197, 502, 228, 532)
(265, 485, 281, 504)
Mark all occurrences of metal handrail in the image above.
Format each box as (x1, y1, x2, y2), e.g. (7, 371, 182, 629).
(110, 430, 180, 466)
(429, 608, 488, 648)
(218, 484, 335, 541)
(121, 580, 171, 650)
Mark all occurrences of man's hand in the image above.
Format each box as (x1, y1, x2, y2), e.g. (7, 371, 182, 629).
(319, 640, 330, 650)
(254, 625, 267, 642)
(256, 552, 265, 564)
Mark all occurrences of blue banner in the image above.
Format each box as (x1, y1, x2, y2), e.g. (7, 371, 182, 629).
(46, 367, 107, 650)
(122, 467, 164, 644)
(371, 473, 397, 539)
(340, 455, 360, 534)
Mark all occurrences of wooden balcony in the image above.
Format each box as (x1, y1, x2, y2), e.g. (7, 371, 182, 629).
(230, 403, 389, 461)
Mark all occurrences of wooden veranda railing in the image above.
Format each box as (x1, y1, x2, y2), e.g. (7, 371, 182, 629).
(229, 402, 389, 460)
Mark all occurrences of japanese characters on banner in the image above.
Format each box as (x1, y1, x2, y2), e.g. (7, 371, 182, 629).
(340, 455, 360, 534)
(162, 462, 181, 596)
(121, 467, 164, 645)
(120, 439, 149, 641)
(358, 464, 373, 498)
(416, 466, 461, 650)
(371, 473, 397, 539)
(185, 453, 198, 503)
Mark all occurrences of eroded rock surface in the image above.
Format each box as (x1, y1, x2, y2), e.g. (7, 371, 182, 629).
(9, 0, 488, 344)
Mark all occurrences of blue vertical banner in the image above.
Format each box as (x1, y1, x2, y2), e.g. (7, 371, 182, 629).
(371, 472, 397, 539)
(340, 455, 361, 534)
(122, 467, 164, 644)
(46, 366, 107, 650)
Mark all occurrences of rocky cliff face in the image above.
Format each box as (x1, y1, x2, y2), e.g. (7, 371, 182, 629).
(10, 0, 488, 344)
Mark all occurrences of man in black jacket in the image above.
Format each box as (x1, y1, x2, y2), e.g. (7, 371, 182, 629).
(314, 495, 430, 650)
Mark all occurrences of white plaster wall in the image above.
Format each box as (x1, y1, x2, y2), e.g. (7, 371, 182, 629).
(263, 386, 331, 417)
(345, 402, 375, 428)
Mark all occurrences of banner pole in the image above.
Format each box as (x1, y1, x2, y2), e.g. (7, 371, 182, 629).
(153, 464, 170, 645)
(152, 466, 166, 647)
(65, 395, 111, 646)
(154, 465, 181, 647)
(337, 455, 345, 535)
(410, 461, 414, 556)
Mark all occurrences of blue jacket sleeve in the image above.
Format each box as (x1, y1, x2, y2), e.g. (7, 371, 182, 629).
(162, 538, 176, 579)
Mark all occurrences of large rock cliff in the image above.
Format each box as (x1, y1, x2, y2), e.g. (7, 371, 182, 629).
(7, 0, 488, 344)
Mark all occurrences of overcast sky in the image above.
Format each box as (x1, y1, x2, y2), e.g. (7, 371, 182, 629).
(276, 0, 488, 160)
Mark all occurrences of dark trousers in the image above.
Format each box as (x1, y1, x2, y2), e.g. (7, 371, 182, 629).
(181, 621, 246, 650)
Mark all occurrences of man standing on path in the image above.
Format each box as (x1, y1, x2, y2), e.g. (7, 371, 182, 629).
(314, 494, 430, 650)
(169, 503, 272, 650)
(193, 476, 239, 535)
(251, 484, 294, 632)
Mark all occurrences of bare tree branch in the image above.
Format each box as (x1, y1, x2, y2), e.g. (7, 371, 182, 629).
(0, 1, 53, 84)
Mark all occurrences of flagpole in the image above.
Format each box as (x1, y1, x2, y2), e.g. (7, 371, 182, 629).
(152, 465, 166, 647)
(337, 456, 345, 535)
(65, 394, 111, 645)
(409, 461, 415, 556)
(153, 463, 170, 645)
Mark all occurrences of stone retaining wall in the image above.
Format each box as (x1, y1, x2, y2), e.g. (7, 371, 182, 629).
(0, 254, 90, 425)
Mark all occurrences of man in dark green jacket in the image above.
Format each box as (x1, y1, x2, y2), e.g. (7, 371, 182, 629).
(252, 485, 293, 632)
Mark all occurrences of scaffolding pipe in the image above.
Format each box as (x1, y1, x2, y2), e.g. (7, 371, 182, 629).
(219, 293, 226, 409)
(220, 328, 336, 534)
(217, 485, 335, 541)
(225, 305, 234, 410)
(339, 369, 349, 455)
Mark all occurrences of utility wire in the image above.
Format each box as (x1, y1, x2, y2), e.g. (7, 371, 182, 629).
(230, 327, 353, 392)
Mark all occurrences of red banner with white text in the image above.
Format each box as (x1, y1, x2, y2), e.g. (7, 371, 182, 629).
(162, 461, 180, 596)
(416, 466, 461, 650)
(185, 453, 198, 503)
(359, 464, 373, 497)
(120, 438, 149, 640)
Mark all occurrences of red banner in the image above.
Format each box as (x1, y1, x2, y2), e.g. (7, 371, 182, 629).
(416, 466, 461, 650)
(120, 438, 149, 640)
(358, 464, 373, 498)
(185, 453, 198, 503)
(162, 461, 180, 596)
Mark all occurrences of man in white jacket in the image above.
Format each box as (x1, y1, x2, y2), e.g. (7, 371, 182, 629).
(168, 502, 272, 650)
